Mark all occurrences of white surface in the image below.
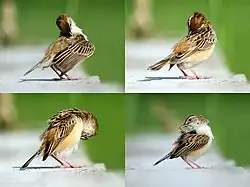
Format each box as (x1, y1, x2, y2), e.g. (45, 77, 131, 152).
(125, 39, 250, 93)
(0, 45, 123, 93)
(126, 133, 250, 187)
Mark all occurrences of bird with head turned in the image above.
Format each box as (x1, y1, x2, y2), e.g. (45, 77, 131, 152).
(20, 108, 98, 170)
(153, 114, 214, 169)
(147, 12, 216, 80)
(24, 14, 95, 80)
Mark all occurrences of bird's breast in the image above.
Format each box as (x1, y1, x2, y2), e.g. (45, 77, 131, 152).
(54, 118, 83, 154)
(179, 45, 215, 69)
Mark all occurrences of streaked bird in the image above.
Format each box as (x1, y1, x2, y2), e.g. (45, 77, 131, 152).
(24, 14, 95, 80)
(147, 12, 216, 79)
(20, 108, 98, 170)
(153, 115, 214, 168)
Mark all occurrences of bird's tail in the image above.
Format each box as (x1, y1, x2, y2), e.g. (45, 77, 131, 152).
(24, 61, 42, 76)
(153, 154, 170, 166)
(20, 151, 39, 170)
(147, 57, 170, 71)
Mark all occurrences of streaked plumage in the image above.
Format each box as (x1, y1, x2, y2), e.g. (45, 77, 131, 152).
(153, 115, 214, 168)
(50, 34, 95, 79)
(24, 14, 95, 80)
(20, 108, 98, 170)
(179, 114, 206, 133)
(147, 12, 216, 79)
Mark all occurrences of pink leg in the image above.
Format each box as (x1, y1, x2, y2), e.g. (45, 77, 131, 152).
(65, 162, 81, 168)
(61, 163, 72, 168)
(189, 69, 212, 79)
(64, 74, 81, 81)
(51, 155, 80, 168)
(186, 159, 202, 169)
(178, 68, 198, 80)
(182, 158, 196, 168)
(182, 157, 201, 169)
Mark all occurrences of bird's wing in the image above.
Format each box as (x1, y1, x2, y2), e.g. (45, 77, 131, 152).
(194, 30, 215, 51)
(169, 35, 199, 62)
(50, 38, 95, 70)
(169, 30, 213, 63)
(168, 133, 210, 158)
(171, 35, 189, 51)
(41, 37, 70, 65)
(40, 109, 78, 156)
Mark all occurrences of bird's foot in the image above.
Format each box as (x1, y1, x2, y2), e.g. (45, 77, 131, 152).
(63, 74, 81, 81)
(179, 75, 212, 80)
(190, 162, 202, 169)
(179, 75, 198, 80)
(195, 76, 212, 79)
(62, 162, 81, 168)
(66, 77, 81, 81)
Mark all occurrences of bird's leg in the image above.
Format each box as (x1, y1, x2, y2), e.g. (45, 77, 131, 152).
(51, 66, 80, 81)
(182, 157, 196, 168)
(189, 69, 212, 79)
(181, 157, 201, 169)
(65, 162, 81, 168)
(186, 158, 202, 169)
(63, 73, 81, 81)
(51, 155, 81, 168)
(178, 68, 197, 80)
(51, 66, 65, 80)
(51, 155, 71, 168)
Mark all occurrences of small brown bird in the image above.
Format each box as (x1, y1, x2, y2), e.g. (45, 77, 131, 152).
(153, 115, 214, 169)
(20, 108, 98, 170)
(24, 14, 95, 80)
(147, 12, 216, 79)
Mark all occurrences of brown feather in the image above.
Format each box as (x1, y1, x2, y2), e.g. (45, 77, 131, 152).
(168, 133, 209, 159)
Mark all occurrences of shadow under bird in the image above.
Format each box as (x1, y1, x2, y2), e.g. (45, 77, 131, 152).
(153, 115, 214, 169)
(20, 108, 98, 170)
(147, 12, 216, 80)
(23, 14, 95, 80)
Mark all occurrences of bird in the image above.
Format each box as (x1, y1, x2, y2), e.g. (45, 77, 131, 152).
(153, 115, 214, 169)
(147, 12, 217, 80)
(23, 14, 95, 80)
(20, 108, 98, 170)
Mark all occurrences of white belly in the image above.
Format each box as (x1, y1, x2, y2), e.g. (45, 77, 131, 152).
(179, 45, 215, 69)
(54, 117, 83, 158)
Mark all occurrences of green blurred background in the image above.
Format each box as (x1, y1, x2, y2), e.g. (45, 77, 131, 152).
(0, 93, 124, 170)
(0, 0, 124, 83)
(126, 93, 250, 167)
(126, 0, 250, 79)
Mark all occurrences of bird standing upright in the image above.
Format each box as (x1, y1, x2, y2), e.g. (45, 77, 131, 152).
(153, 115, 214, 168)
(20, 108, 98, 170)
(147, 12, 216, 79)
(24, 14, 95, 80)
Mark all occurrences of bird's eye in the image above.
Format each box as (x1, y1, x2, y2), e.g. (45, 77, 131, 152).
(186, 118, 192, 124)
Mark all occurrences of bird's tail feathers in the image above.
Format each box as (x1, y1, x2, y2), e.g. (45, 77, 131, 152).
(153, 153, 170, 166)
(147, 57, 171, 71)
(24, 61, 42, 76)
(20, 151, 39, 170)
